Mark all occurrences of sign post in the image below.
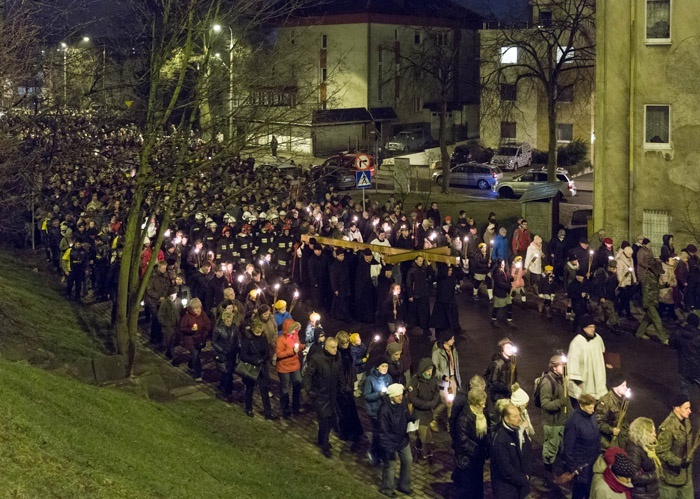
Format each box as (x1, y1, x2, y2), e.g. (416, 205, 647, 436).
(355, 170, 372, 212)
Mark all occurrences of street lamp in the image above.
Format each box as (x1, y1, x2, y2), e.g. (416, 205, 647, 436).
(213, 24, 234, 143)
(60, 42, 68, 107)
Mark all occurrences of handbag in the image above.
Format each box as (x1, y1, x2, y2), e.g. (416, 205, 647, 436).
(235, 361, 261, 382)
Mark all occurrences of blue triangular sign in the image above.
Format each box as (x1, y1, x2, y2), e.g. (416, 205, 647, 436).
(356, 172, 371, 188)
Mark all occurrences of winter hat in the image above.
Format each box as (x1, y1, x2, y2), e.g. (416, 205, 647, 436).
(274, 300, 287, 310)
(373, 355, 390, 369)
(579, 314, 595, 327)
(687, 244, 698, 254)
(672, 393, 690, 408)
(603, 237, 613, 246)
(611, 453, 636, 478)
(544, 265, 554, 273)
(620, 240, 631, 250)
(642, 238, 651, 245)
(607, 369, 626, 389)
(349, 333, 361, 344)
(510, 388, 530, 407)
(436, 329, 455, 343)
(623, 246, 633, 257)
(386, 342, 402, 357)
(386, 383, 404, 398)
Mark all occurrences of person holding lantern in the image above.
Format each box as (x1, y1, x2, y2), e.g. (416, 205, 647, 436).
(539, 354, 572, 479)
(430, 330, 462, 432)
(485, 338, 519, 405)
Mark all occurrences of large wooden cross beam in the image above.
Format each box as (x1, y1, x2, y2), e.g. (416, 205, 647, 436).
(300, 234, 461, 265)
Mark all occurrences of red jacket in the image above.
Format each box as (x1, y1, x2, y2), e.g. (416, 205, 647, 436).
(276, 331, 301, 373)
(512, 227, 531, 254)
(179, 309, 212, 350)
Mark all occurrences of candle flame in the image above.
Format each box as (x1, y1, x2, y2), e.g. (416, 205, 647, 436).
(294, 290, 299, 298)
(374, 334, 381, 342)
(589, 250, 594, 255)
(274, 283, 281, 290)
(625, 388, 632, 399)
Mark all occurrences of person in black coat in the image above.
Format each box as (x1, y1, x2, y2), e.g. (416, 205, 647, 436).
(671, 312, 700, 396)
(303, 337, 341, 458)
(336, 332, 364, 450)
(430, 263, 462, 333)
(376, 264, 396, 312)
(329, 250, 351, 321)
(239, 323, 276, 419)
(354, 249, 378, 323)
(205, 266, 229, 316)
(211, 310, 240, 400)
(307, 246, 330, 313)
(491, 259, 515, 329)
(548, 229, 568, 282)
(624, 417, 661, 499)
(379, 283, 406, 332)
(189, 262, 212, 309)
(452, 388, 490, 499)
(490, 403, 533, 499)
(406, 256, 432, 334)
(377, 383, 414, 496)
(563, 393, 601, 499)
(568, 269, 591, 332)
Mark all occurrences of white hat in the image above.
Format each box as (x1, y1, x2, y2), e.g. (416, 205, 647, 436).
(143, 236, 151, 245)
(242, 211, 251, 221)
(330, 216, 338, 223)
(386, 383, 404, 398)
(510, 388, 530, 407)
(259, 212, 267, 219)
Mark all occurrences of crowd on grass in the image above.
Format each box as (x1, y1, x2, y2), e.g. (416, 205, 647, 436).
(28, 111, 700, 498)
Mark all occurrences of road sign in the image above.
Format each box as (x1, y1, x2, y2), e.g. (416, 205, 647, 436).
(355, 171, 372, 189)
(355, 154, 370, 170)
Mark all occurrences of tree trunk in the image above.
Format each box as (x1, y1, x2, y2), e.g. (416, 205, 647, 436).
(439, 99, 450, 194)
(547, 86, 558, 182)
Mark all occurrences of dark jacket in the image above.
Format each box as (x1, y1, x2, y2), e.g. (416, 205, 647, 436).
(407, 358, 440, 425)
(406, 262, 431, 299)
(671, 324, 700, 379)
(563, 408, 601, 484)
(303, 347, 341, 418)
(239, 330, 270, 367)
(377, 395, 411, 454)
(364, 367, 393, 418)
(486, 354, 517, 403)
(492, 267, 513, 299)
(211, 322, 240, 373)
(624, 440, 660, 499)
(473, 251, 490, 275)
(490, 423, 532, 499)
(453, 404, 490, 470)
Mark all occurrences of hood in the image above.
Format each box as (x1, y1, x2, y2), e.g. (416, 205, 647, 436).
(416, 358, 434, 377)
(662, 234, 673, 245)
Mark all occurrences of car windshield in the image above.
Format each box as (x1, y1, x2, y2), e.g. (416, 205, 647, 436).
(497, 147, 518, 155)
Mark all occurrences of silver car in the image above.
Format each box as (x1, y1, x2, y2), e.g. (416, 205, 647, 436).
(432, 162, 503, 190)
(492, 167, 577, 198)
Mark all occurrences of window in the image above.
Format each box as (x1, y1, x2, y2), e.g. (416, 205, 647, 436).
(321, 68, 327, 82)
(434, 32, 449, 46)
(500, 46, 518, 64)
(557, 124, 574, 142)
(539, 11, 552, 28)
(500, 121, 516, 139)
(644, 105, 670, 147)
(643, 210, 671, 255)
(500, 84, 517, 101)
(646, 0, 671, 42)
(557, 46, 574, 64)
(377, 64, 384, 101)
(414, 30, 421, 45)
(557, 84, 574, 102)
(321, 35, 327, 48)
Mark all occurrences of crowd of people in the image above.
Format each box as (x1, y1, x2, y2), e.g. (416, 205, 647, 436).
(28, 110, 700, 498)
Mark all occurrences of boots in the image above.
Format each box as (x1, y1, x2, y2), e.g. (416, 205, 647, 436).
(415, 439, 425, 461)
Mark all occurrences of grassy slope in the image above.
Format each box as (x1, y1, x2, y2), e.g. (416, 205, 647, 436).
(0, 251, 109, 364)
(0, 252, 379, 498)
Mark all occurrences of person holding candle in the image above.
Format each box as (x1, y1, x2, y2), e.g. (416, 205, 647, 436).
(525, 235, 544, 294)
(276, 319, 303, 418)
(657, 393, 694, 499)
(472, 242, 493, 302)
(407, 358, 440, 462)
(595, 369, 631, 450)
(430, 330, 461, 432)
(179, 297, 212, 382)
(564, 393, 601, 499)
(567, 315, 608, 401)
(485, 338, 519, 405)
(303, 336, 340, 458)
(538, 354, 572, 481)
(571, 237, 592, 279)
(592, 259, 622, 335)
(365, 356, 393, 465)
(492, 258, 516, 329)
(377, 383, 414, 497)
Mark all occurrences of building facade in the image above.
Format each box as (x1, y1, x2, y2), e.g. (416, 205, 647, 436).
(594, 0, 700, 249)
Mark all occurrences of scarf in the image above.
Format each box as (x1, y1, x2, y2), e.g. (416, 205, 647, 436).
(602, 467, 632, 498)
(470, 405, 488, 438)
(644, 443, 663, 471)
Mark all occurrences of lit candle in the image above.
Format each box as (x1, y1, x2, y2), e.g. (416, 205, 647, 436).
(181, 298, 188, 307)
(164, 229, 171, 237)
(447, 393, 455, 403)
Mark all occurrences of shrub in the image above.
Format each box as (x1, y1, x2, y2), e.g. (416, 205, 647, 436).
(557, 139, 588, 166)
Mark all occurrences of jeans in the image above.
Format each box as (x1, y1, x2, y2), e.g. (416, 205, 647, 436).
(278, 369, 301, 414)
(381, 443, 412, 493)
(189, 346, 203, 378)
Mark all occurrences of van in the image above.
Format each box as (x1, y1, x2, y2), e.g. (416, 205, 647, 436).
(490, 142, 532, 171)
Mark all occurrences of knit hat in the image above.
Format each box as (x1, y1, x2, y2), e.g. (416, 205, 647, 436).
(579, 314, 595, 327)
(386, 342, 402, 357)
(436, 329, 455, 343)
(688, 244, 698, 254)
(607, 369, 626, 389)
(611, 453, 636, 478)
(274, 300, 287, 310)
(603, 237, 613, 245)
(386, 383, 404, 398)
(349, 332, 361, 344)
(620, 241, 631, 250)
(373, 355, 390, 369)
(672, 393, 690, 408)
(510, 388, 530, 407)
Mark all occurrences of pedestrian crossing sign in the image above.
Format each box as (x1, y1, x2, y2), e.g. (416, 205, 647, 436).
(355, 171, 372, 189)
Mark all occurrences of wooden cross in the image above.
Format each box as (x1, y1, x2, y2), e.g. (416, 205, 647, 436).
(300, 234, 460, 265)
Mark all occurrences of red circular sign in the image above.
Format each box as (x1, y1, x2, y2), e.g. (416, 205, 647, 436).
(355, 154, 370, 169)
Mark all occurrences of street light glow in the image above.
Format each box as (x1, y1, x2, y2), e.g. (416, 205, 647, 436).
(213, 24, 222, 32)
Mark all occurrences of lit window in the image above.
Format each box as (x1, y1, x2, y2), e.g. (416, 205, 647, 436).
(646, 0, 671, 42)
(500, 121, 516, 139)
(557, 46, 574, 64)
(557, 124, 574, 142)
(645, 105, 670, 147)
(500, 46, 518, 64)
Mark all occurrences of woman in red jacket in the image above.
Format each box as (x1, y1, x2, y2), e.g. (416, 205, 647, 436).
(179, 298, 212, 381)
(276, 319, 303, 418)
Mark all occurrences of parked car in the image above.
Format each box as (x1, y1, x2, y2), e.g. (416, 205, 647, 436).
(319, 152, 376, 177)
(431, 162, 503, 190)
(492, 167, 577, 198)
(490, 142, 532, 171)
(385, 128, 432, 153)
(254, 157, 301, 179)
(430, 143, 494, 170)
(310, 164, 357, 190)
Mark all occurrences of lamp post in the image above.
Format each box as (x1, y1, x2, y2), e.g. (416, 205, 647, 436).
(60, 42, 67, 107)
(213, 24, 234, 144)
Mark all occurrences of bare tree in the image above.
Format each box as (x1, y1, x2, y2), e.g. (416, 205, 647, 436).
(480, 0, 595, 181)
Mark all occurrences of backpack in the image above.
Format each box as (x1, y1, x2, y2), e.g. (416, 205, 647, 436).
(533, 372, 555, 408)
